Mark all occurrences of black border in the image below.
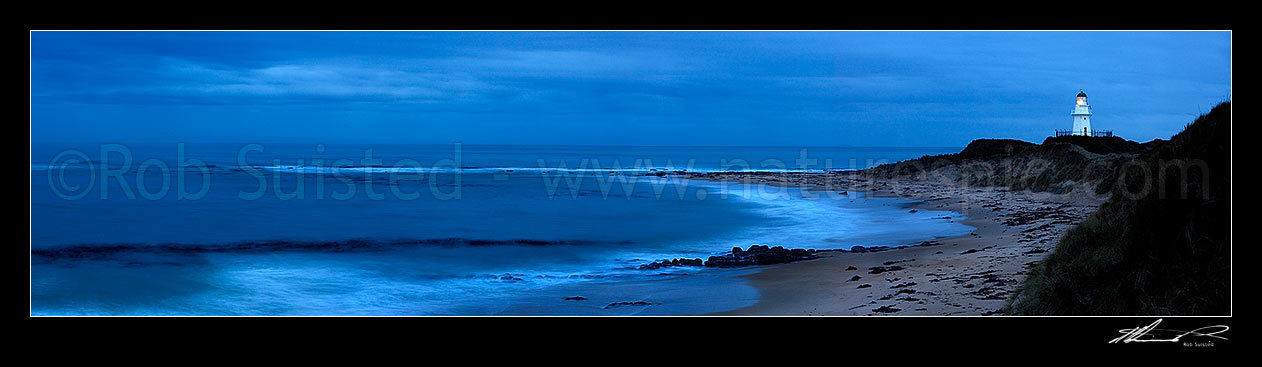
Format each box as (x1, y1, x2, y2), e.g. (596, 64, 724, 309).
(21, 3, 1234, 31)
(27, 315, 1235, 353)
(25, 15, 1233, 355)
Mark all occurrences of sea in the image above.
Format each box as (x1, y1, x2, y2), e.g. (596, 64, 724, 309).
(30, 143, 970, 315)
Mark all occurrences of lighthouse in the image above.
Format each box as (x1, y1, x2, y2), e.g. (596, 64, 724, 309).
(1071, 89, 1092, 136)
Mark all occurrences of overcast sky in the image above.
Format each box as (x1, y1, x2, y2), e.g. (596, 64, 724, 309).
(30, 31, 1231, 147)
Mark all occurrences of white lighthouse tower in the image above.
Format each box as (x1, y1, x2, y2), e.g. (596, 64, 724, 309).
(1071, 89, 1092, 136)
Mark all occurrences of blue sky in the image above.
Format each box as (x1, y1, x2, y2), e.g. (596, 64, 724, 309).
(30, 31, 1231, 147)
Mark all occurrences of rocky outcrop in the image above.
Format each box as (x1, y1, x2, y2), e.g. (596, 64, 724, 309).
(703, 245, 818, 268)
(848, 245, 884, 253)
(638, 258, 704, 270)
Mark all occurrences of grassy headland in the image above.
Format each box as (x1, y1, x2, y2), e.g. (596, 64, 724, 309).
(1006, 102, 1230, 315)
(684, 102, 1230, 315)
(860, 102, 1230, 315)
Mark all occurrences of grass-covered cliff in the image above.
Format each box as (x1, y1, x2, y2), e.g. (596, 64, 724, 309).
(864, 133, 1156, 195)
(1007, 102, 1231, 315)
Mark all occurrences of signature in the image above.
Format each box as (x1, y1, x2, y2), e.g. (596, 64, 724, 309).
(1109, 319, 1229, 344)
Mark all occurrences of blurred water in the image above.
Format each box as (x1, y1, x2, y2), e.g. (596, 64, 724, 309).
(30, 143, 967, 315)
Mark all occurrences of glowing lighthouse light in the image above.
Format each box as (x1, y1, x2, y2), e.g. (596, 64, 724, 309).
(1071, 89, 1092, 136)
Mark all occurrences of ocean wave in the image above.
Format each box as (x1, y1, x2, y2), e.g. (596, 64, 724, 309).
(31, 238, 633, 260)
(241, 165, 847, 174)
(33, 161, 849, 175)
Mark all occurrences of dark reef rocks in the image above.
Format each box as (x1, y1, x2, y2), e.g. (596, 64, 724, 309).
(703, 245, 818, 268)
(844, 244, 910, 253)
(635, 245, 819, 270)
(638, 258, 704, 270)
(848, 245, 881, 253)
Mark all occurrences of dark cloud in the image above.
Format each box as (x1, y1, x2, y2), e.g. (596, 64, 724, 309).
(31, 31, 1231, 146)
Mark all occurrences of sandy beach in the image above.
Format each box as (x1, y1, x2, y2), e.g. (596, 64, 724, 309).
(687, 172, 1107, 316)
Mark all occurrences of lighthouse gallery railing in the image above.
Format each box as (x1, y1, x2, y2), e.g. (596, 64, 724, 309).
(1054, 129, 1113, 137)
